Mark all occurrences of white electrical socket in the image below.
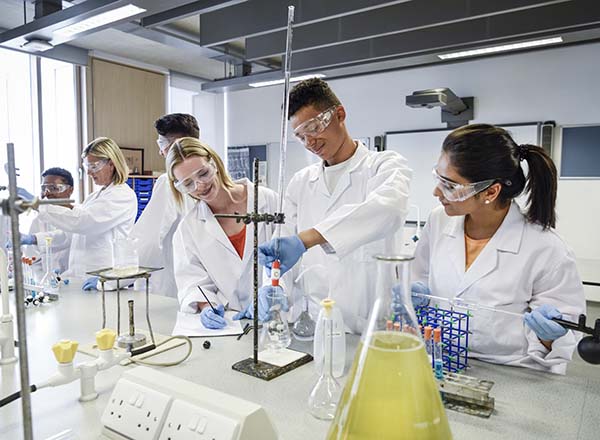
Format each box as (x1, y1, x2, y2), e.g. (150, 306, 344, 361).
(159, 399, 239, 440)
(101, 378, 172, 440)
(101, 367, 278, 440)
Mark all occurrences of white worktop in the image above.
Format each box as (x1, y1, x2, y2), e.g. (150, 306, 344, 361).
(1, 286, 599, 439)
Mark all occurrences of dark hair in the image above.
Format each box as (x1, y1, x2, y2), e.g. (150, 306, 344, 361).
(154, 113, 200, 138)
(288, 78, 341, 119)
(442, 123, 557, 229)
(41, 167, 74, 187)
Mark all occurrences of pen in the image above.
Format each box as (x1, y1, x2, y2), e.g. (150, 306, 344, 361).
(237, 323, 251, 340)
(197, 286, 218, 314)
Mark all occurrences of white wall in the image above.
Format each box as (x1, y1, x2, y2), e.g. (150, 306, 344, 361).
(220, 43, 600, 293)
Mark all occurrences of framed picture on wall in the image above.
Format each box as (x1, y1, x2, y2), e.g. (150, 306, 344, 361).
(121, 147, 144, 175)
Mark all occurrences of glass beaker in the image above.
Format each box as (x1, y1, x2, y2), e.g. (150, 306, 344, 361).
(327, 254, 452, 440)
(308, 299, 342, 420)
(111, 237, 139, 277)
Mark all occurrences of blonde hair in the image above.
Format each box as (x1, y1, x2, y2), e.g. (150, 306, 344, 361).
(82, 137, 129, 185)
(166, 137, 234, 205)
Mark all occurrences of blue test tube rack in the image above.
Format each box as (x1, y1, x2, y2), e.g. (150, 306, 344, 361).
(415, 305, 470, 373)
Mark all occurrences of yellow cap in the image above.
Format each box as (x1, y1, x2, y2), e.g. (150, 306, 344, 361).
(95, 328, 117, 351)
(320, 298, 335, 316)
(51, 339, 79, 364)
(44, 236, 53, 246)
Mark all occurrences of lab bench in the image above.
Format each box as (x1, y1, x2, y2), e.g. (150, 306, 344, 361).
(1, 286, 598, 439)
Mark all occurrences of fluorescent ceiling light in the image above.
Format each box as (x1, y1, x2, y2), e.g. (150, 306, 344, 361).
(54, 4, 146, 37)
(249, 73, 326, 88)
(438, 37, 563, 60)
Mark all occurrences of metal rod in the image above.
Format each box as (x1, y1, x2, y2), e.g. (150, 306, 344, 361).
(253, 158, 259, 364)
(6, 143, 34, 440)
(116, 279, 120, 335)
(101, 279, 106, 329)
(145, 276, 155, 345)
(128, 300, 135, 337)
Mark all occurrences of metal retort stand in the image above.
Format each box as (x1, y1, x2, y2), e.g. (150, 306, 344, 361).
(216, 159, 312, 381)
(85, 266, 162, 354)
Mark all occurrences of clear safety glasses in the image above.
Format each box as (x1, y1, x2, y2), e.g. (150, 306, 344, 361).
(174, 160, 217, 194)
(293, 106, 337, 143)
(432, 168, 495, 202)
(156, 135, 171, 154)
(41, 183, 71, 194)
(83, 159, 108, 174)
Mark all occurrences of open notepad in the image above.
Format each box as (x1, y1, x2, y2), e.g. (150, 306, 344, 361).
(172, 311, 244, 337)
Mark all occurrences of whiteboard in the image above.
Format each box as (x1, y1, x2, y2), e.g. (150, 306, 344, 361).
(385, 124, 540, 221)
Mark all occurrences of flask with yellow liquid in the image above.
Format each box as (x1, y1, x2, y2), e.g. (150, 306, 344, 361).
(327, 254, 452, 440)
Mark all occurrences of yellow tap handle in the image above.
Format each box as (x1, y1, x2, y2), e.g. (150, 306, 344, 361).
(52, 339, 79, 364)
(95, 328, 117, 351)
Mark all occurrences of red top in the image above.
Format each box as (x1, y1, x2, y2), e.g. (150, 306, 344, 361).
(228, 226, 246, 259)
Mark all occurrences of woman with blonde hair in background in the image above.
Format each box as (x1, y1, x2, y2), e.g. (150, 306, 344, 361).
(28, 137, 137, 290)
(168, 137, 280, 329)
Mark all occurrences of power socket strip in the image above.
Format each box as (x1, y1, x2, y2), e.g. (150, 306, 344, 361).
(100, 366, 278, 440)
(101, 378, 172, 440)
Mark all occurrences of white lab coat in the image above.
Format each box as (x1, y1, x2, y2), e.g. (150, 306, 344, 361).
(284, 142, 412, 334)
(413, 203, 586, 374)
(28, 216, 72, 274)
(131, 174, 195, 297)
(173, 179, 278, 313)
(36, 183, 137, 279)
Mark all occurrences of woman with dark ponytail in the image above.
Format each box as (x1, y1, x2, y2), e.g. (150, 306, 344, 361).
(413, 123, 585, 374)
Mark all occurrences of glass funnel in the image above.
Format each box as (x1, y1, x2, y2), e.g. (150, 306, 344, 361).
(327, 254, 452, 440)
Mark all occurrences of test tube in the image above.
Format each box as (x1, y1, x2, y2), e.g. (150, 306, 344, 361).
(393, 322, 400, 332)
(424, 326, 433, 366)
(386, 320, 393, 331)
(433, 327, 443, 380)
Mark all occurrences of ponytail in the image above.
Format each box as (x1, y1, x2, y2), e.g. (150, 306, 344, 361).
(519, 144, 557, 229)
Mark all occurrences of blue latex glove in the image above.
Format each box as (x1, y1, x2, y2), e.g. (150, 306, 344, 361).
(411, 281, 431, 308)
(82, 276, 99, 291)
(233, 286, 290, 322)
(524, 304, 568, 342)
(391, 282, 431, 311)
(20, 233, 37, 245)
(17, 187, 34, 201)
(200, 304, 226, 329)
(258, 235, 307, 275)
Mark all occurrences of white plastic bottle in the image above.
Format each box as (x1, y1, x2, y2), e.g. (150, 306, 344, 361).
(313, 298, 346, 378)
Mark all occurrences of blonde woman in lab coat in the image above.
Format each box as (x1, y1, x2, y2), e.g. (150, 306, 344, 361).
(413, 124, 586, 374)
(31, 137, 137, 290)
(167, 137, 279, 329)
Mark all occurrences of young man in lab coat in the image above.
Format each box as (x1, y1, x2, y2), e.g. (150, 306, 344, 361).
(258, 78, 412, 333)
(131, 114, 199, 297)
(21, 167, 74, 274)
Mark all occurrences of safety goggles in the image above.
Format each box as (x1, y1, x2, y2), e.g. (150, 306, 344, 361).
(432, 168, 495, 202)
(156, 135, 171, 154)
(174, 160, 217, 194)
(41, 183, 71, 194)
(83, 159, 108, 173)
(293, 106, 337, 143)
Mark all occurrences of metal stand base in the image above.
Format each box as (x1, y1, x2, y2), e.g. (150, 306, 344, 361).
(232, 353, 313, 381)
(116, 333, 147, 350)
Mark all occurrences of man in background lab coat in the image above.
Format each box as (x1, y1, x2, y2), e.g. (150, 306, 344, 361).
(23, 167, 74, 275)
(131, 114, 199, 297)
(258, 78, 412, 333)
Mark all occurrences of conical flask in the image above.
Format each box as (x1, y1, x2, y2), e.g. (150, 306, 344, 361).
(260, 260, 291, 352)
(327, 254, 452, 440)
